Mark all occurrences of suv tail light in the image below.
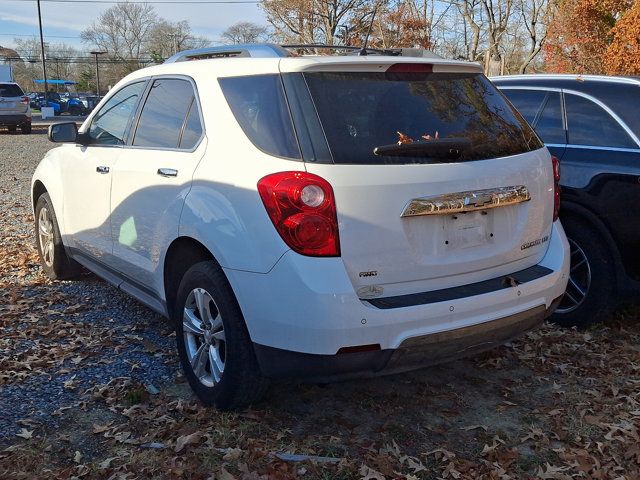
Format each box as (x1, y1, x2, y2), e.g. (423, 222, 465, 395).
(551, 155, 561, 222)
(21, 96, 29, 105)
(258, 171, 340, 257)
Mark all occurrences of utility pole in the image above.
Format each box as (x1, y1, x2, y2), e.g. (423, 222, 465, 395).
(90, 51, 106, 96)
(36, 0, 48, 97)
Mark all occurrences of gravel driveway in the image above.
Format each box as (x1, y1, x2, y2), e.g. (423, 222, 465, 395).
(0, 128, 176, 441)
(1, 128, 639, 479)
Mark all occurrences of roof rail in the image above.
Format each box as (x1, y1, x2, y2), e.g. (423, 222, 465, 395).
(164, 43, 291, 63)
(164, 42, 444, 64)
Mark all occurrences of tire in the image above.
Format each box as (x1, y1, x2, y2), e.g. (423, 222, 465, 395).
(174, 261, 268, 410)
(21, 123, 32, 134)
(7, 125, 17, 133)
(551, 217, 616, 328)
(69, 107, 79, 116)
(34, 193, 81, 280)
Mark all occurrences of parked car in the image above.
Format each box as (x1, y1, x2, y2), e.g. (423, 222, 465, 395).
(492, 74, 640, 327)
(32, 44, 569, 409)
(0, 82, 32, 134)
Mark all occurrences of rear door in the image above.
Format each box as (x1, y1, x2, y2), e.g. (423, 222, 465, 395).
(108, 76, 206, 288)
(296, 68, 554, 296)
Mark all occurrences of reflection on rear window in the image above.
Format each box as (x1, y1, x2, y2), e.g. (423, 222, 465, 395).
(0, 84, 24, 98)
(303, 72, 542, 164)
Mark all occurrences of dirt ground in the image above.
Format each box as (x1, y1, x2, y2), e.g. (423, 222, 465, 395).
(1, 129, 639, 479)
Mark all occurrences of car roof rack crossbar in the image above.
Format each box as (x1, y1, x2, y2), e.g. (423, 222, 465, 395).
(164, 43, 292, 63)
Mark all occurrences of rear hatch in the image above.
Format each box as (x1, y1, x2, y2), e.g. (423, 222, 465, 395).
(0, 83, 27, 115)
(281, 59, 552, 297)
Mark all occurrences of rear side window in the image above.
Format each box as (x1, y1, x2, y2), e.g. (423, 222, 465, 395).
(0, 84, 24, 97)
(133, 78, 202, 149)
(565, 94, 636, 149)
(219, 75, 301, 159)
(303, 72, 542, 164)
(534, 92, 566, 144)
(179, 99, 203, 149)
(502, 89, 546, 124)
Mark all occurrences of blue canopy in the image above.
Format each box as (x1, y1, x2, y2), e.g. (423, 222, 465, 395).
(34, 79, 77, 85)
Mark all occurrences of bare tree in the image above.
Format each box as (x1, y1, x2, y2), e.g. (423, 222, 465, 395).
(81, 2, 158, 70)
(10, 37, 82, 91)
(221, 22, 270, 44)
(148, 20, 210, 60)
(262, 0, 372, 44)
(516, 0, 555, 73)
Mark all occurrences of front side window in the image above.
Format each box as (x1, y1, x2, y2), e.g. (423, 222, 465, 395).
(565, 94, 636, 148)
(303, 71, 542, 164)
(219, 75, 301, 159)
(89, 81, 146, 145)
(133, 78, 201, 149)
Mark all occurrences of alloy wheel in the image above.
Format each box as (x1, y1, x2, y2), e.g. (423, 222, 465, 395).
(183, 288, 226, 387)
(38, 207, 55, 267)
(556, 238, 592, 314)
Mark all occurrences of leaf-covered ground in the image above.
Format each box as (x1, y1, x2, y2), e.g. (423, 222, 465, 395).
(1, 130, 639, 479)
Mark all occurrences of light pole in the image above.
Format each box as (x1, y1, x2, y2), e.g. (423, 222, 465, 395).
(36, 0, 48, 97)
(90, 51, 106, 96)
(53, 57, 60, 91)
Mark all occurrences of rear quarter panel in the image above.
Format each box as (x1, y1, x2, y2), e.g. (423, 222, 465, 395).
(177, 73, 297, 273)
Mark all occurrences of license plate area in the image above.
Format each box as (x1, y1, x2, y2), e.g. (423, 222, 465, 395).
(443, 211, 492, 249)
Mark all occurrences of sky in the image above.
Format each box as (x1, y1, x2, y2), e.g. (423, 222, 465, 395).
(0, 0, 269, 53)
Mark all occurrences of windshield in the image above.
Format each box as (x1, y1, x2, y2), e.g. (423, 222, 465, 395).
(303, 71, 542, 164)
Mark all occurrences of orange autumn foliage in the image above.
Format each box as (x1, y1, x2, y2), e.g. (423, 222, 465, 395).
(604, 0, 640, 75)
(544, 0, 632, 74)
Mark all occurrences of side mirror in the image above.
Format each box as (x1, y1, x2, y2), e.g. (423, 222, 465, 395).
(48, 122, 80, 143)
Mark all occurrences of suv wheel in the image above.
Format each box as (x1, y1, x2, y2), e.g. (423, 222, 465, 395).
(35, 193, 81, 280)
(174, 261, 268, 410)
(551, 217, 616, 328)
(8, 125, 17, 133)
(21, 123, 32, 134)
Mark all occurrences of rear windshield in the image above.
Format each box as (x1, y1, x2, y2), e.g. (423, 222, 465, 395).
(0, 84, 24, 98)
(303, 71, 542, 164)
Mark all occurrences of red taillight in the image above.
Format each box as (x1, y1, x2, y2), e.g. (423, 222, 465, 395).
(551, 156, 561, 222)
(257, 171, 340, 257)
(21, 96, 29, 105)
(386, 63, 433, 73)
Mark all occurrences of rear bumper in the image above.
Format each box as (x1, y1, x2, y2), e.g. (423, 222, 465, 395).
(0, 114, 30, 126)
(226, 221, 569, 374)
(254, 299, 560, 381)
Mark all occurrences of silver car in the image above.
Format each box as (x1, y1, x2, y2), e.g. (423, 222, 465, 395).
(0, 82, 32, 134)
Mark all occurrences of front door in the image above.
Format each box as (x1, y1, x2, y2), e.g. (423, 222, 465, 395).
(108, 77, 205, 288)
(61, 80, 147, 261)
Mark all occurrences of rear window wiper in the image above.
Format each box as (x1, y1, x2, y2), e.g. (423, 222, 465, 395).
(373, 137, 471, 160)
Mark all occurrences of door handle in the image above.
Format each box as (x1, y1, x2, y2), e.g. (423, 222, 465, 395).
(96, 166, 109, 174)
(157, 168, 178, 178)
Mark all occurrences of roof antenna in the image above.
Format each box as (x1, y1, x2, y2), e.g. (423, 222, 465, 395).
(359, 4, 379, 56)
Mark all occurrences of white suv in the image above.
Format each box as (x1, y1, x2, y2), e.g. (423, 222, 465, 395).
(32, 44, 569, 409)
